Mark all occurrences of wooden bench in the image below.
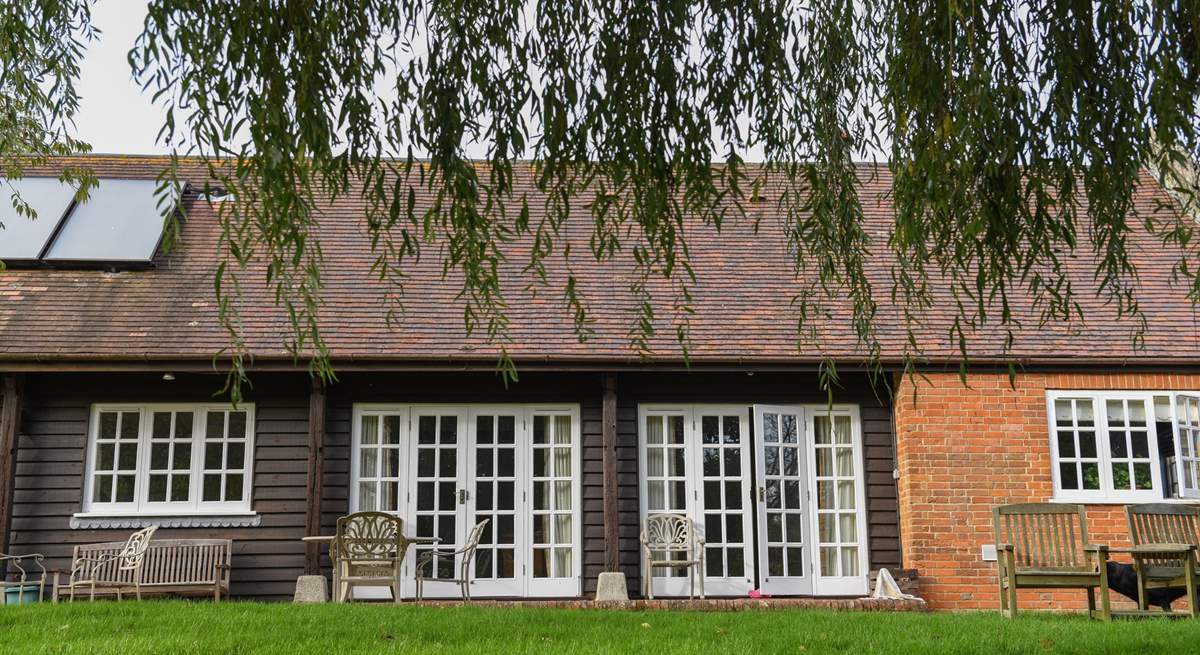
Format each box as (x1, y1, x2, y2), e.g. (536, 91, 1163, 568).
(54, 538, 232, 602)
(994, 503, 1111, 620)
(1123, 503, 1200, 615)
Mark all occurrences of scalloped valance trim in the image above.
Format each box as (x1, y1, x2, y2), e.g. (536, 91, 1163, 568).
(69, 513, 260, 530)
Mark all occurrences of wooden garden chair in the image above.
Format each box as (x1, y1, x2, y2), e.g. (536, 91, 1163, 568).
(414, 519, 489, 601)
(1123, 503, 1200, 616)
(993, 503, 1111, 620)
(333, 512, 405, 603)
(640, 513, 705, 600)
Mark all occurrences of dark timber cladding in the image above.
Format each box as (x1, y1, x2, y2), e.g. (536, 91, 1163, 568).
(0, 374, 23, 566)
(319, 370, 901, 597)
(9, 369, 901, 599)
(9, 373, 310, 600)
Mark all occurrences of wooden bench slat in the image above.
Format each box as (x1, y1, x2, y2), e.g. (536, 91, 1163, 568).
(994, 503, 1110, 620)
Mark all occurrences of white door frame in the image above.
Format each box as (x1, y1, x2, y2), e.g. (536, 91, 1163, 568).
(405, 405, 470, 599)
(805, 405, 870, 596)
(752, 405, 813, 596)
(349, 403, 582, 599)
(638, 402, 871, 598)
(464, 406, 527, 598)
(638, 404, 755, 597)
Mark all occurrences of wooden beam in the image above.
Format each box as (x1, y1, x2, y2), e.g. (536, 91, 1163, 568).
(0, 374, 23, 564)
(602, 373, 619, 572)
(304, 377, 327, 575)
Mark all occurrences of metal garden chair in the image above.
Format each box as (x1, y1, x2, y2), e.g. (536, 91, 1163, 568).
(415, 519, 489, 601)
(333, 512, 405, 603)
(640, 513, 705, 600)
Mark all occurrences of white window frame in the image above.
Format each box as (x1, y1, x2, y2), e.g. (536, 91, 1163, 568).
(1047, 391, 1176, 503)
(1174, 394, 1200, 499)
(80, 403, 256, 517)
(348, 403, 582, 599)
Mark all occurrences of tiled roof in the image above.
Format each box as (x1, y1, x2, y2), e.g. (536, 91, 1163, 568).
(1, 155, 1197, 367)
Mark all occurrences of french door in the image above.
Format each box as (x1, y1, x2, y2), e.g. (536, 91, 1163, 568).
(753, 406, 812, 596)
(640, 404, 868, 597)
(352, 404, 580, 598)
(640, 406, 755, 597)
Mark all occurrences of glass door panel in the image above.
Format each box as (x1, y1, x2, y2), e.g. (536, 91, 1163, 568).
(410, 409, 467, 597)
(810, 411, 867, 595)
(644, 414, 688, 513)
(695, 411, 753, 596)
(642, 412, 692, 595)
(355, 413, 404, 513)
(528, 412, 578, 596)
(468, 411, 523, 596)
(753, 406, 812, 595)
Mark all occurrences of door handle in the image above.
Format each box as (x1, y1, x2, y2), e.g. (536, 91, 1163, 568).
(757, 486, 765, 501)
(458, 489, 470, 505)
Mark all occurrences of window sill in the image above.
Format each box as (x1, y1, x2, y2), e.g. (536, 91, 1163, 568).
(1049, 497, 1200, 506)
(69, 512, 260, 530)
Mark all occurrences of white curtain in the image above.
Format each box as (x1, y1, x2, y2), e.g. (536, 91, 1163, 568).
(646, 417, 666, 510)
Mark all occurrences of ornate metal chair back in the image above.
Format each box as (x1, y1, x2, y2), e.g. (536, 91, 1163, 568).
(116, 526, 158, 572)
(336, 512, 403, 561)
(642, 513, 696, 554)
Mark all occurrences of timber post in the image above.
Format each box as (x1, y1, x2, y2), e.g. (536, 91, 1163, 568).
(602, 373, 619, 572)
(304, 376, 327, 575)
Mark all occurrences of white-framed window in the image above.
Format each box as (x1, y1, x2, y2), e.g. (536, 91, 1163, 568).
(1047, 391, 1200, 502)
(82, 404, 256, 516)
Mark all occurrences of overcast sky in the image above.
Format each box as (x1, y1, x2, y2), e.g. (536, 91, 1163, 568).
(74, 2, 165, 154)
(72, 3, 871, 161)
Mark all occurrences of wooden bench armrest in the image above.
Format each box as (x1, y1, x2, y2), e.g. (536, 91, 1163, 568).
(996, 543, 1014, 552)
(1083, 544, 1109, 553)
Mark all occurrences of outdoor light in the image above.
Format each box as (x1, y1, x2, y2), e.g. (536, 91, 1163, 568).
(162, 372, 175, 381)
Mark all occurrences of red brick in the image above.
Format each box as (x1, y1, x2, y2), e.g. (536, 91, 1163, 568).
(895, 371, 1200, 612)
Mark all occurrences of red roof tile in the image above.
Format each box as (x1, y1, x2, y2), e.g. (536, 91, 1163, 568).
(1, 155, 1197, 367)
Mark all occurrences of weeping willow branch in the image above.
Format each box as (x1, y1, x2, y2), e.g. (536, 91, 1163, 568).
(1, 0, 1197, 395)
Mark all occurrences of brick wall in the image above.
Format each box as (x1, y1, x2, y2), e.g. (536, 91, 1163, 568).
(894, 371, 1200, 611)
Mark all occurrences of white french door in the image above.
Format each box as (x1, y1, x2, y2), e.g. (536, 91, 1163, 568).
(807, 407, 869, 596)
(753, 406, 813, 596)
(640, 406, 755, 597)
(351, 404, 580, 599)
(641, 403, 869, 598)
(409, 408, 469, 598)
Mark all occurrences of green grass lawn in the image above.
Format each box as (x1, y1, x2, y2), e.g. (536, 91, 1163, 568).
(1, 602, 1199, 654)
